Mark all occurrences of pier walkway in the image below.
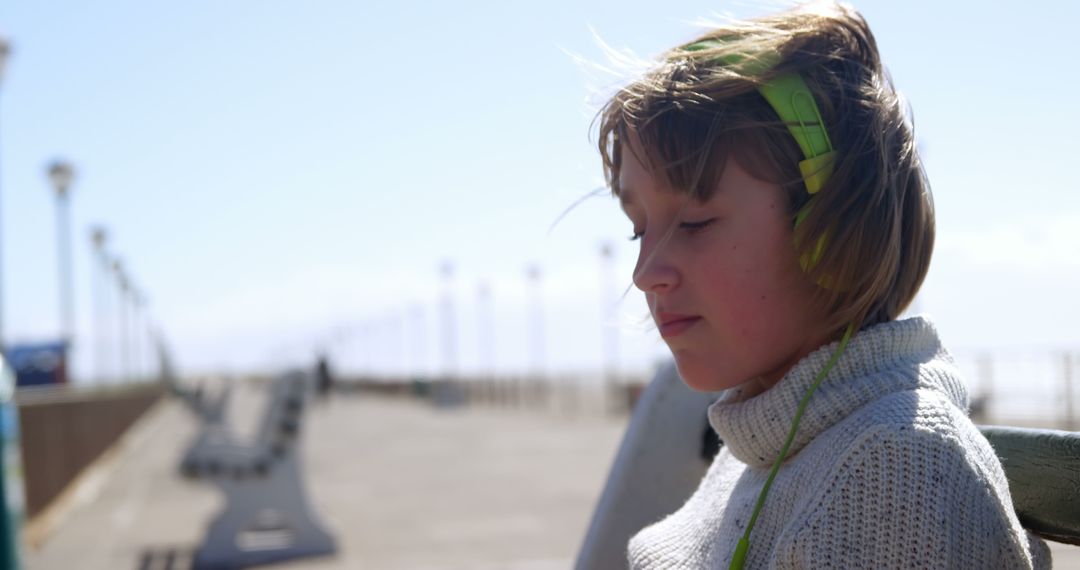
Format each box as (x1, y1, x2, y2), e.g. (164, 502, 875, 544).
(24, 383, 626, 569)
(21, 380, 1080, 569)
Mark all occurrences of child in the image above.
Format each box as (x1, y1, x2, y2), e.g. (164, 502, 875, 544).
(595, 2, 1051, 568)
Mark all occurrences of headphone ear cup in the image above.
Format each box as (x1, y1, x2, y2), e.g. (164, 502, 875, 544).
(793, 201, 834, 288)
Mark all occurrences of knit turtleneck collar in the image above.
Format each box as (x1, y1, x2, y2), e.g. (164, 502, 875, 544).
(707, 316, 967, 469)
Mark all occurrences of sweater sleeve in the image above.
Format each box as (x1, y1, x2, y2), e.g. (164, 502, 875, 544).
(774, 425, 1046, 570)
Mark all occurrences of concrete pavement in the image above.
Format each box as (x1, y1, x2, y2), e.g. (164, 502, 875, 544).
(23, 384, 627, 569)
(21, 381, 1080, 569)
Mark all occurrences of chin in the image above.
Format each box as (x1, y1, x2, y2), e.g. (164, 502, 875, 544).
(672, 354, 730, 392)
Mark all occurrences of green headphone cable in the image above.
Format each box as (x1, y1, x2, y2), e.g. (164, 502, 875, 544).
(680, 39, 849, 569)
(729, 323, 855, 570)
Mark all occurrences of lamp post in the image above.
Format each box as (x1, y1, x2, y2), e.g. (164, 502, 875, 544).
(476, 281, 494, 403)
(526, 264, 546, 408)
(439, 261, 457, 380)
(0, 38, 11, 353)
(408, 303, 427, 379)
(47, 161, 76, 353)
(130, 289, 143, 382)
(89, 226, 108, 383)
(112, 259, 129, 382)
(476, 281, 494, 379)
(526, 265, 545, 379)
(136, 291, 149, 382)
(599, 242, 619, 409)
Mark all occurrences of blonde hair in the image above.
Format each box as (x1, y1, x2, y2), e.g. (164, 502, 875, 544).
(596, 1, 934, 334)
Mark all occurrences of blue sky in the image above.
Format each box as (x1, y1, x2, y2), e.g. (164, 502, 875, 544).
(1, 0, 1078, 382)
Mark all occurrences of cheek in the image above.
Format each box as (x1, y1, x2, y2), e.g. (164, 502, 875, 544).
(703, 234, 786, 295)
(701, 232, 803, 325)
(694, 248, 766, 335)
(744, 214, 803, 288)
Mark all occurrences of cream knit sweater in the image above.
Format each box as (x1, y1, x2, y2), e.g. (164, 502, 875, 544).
(627, 317, 1051, 569)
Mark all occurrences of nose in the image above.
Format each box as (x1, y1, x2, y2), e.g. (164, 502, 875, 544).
(632, 237, 679, 294)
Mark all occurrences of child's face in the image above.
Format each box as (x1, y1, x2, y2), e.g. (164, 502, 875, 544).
(619, 137, 829, 393)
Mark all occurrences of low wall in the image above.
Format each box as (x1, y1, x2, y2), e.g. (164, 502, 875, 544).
(16, 382, 165, 519)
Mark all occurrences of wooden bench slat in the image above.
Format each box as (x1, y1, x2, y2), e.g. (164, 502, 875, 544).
(980, 426, 1080, 546)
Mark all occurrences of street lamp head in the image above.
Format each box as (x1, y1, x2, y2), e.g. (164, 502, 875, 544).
(90, 226, 108, 250)
(440, 261, 454, 280)
(47, 160, 75, 197)
(0, 38, 11, 84)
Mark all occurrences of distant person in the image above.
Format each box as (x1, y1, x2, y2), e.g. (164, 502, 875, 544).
(595, 2, 1048, 568)
(316, 354, 333, 398)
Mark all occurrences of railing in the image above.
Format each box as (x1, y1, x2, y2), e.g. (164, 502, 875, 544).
(333, 374, 648, 418)
(16, 382, 165, 519)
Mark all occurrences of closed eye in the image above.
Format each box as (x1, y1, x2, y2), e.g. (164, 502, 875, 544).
(629, 218, 714, 241)
(679, 218, 716, 232)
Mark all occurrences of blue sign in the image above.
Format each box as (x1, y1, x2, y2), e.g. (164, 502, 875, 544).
(5, 342, 68, 387)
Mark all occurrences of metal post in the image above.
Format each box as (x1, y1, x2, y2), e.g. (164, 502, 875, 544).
(48, 161, 76, 384)
(0, 38, 11, 355)
(0, 50, 20, 545)
(439, 262, 456, 379)
(58, 192, 73, 341)
(392, 310, 406, 380)
(526, 265, 546, 408)
(600, 243, 619, 413)
(131, 291, 142, 382)
(476, 281, 494, 403)
(1065, 352, 1075, 431)
(48, 161, 76, 346)
(113, 260, 130, 382)
(527, 266, 545, 374)
(90, 227, 107, 383)
(408, 303, 427, 380)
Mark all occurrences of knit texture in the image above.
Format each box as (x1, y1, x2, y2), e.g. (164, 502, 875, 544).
(627, 317, 1051, 569)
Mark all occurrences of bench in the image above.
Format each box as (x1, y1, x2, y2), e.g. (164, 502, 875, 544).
(575, 362, 1080, 569)
(177, 371, 337, 569)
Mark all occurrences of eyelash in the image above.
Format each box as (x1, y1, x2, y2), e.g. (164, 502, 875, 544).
(628, 218, 716, 241)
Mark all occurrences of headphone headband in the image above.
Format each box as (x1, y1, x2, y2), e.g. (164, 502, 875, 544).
(681, 41, 836, 194)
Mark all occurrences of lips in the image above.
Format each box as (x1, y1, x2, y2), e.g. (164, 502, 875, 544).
(656, 312, 702, 338)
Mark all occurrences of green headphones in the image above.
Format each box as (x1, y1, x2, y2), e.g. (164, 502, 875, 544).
(682, 40, 852, 570)
(681, 40, 836, 199)
(683, 40, 835, 275)
(758, 73, 836, 197)
(760, 69, 836, 273)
